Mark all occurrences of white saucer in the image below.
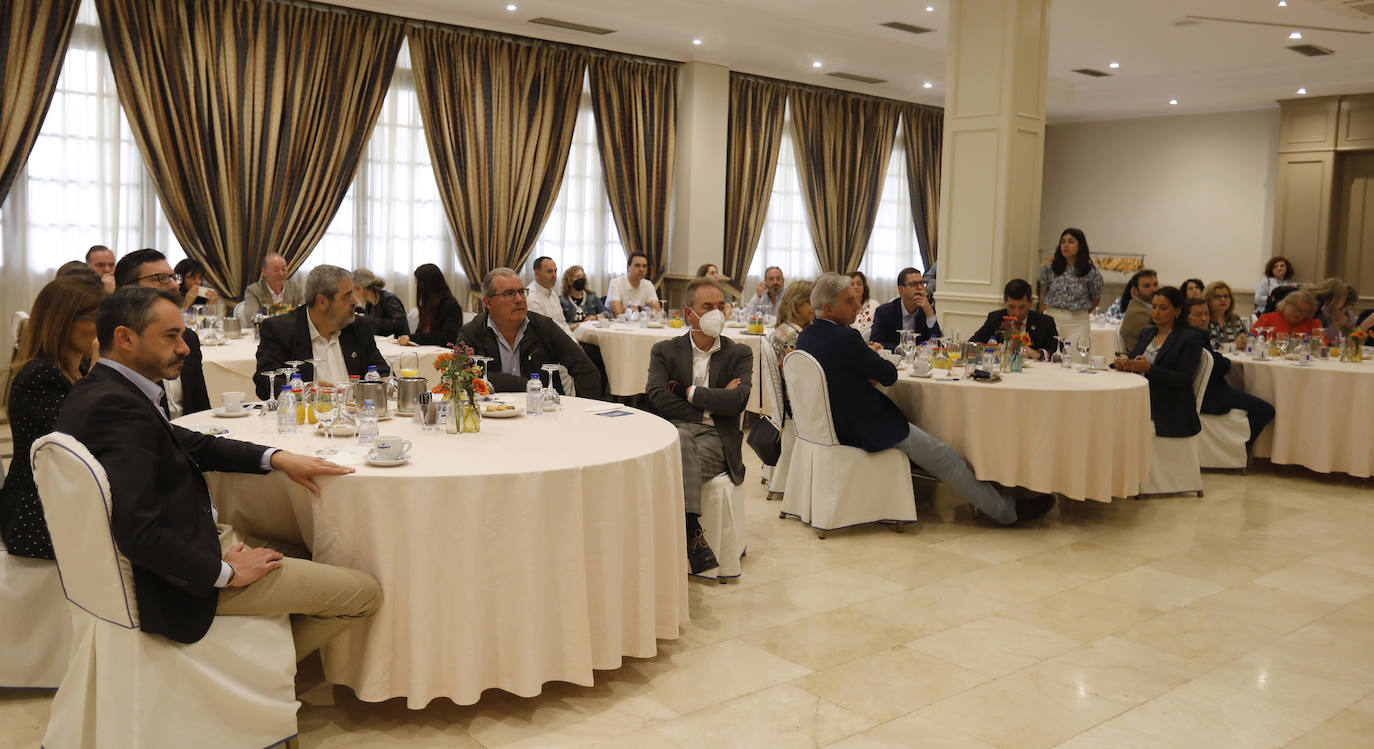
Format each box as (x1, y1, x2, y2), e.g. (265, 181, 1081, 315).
(480, 405, 523, 418)
(365, 453, 411, 467)
(646, 322, 666, 328)
(726, 322, 745, 328)
(212, 408, 252, 418)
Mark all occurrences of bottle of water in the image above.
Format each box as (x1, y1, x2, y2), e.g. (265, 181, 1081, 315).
(290, 373, 306, 423)
(637, 303, 648, 328)
(364, 365, 381, 382)
(276, 384, 297, 435)
(526, 373, 543, 415)
(357, 399, 379, 445)
(252, 311, 264, 341)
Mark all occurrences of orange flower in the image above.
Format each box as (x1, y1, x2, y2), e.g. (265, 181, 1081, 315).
(431, 384, 450, 395)
(472, 379, 491, 396)
(434, 352, 454, 367)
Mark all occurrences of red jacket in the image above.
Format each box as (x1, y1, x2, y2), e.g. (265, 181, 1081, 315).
(1250, 310, 1321, 337)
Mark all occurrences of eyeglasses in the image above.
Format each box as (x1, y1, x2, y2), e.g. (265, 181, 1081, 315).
(490, 288, 528, 300)
(138, 272, 182, 285)
(902, 281, 927, 289)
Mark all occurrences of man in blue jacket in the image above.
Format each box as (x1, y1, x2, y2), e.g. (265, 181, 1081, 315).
(795, 273, 1054, 526)
(870, 267, 941, 351)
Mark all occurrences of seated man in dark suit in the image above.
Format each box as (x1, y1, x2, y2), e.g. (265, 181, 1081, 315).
(254, 264, 390, 399)
(458, 267, 602, 398)
(870, 266, 942, 351)
(970, 278, 1059, 360)
(113, 249, 212, 417)
(57, 287, 380, 657)
(646, 278, 752, 573)
(796, 273, 1054, 526)
(1184, 298, 1273, 445)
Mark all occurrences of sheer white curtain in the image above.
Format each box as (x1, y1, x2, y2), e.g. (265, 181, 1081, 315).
(746, 106, 819, 293)
(298, 40, 462, 310)
(0, 0, 182, 357)
(859, 128, 923, 304)
(524, 76, 623, 301)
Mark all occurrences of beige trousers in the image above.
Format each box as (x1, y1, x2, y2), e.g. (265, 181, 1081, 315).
(215, 525, 381, 662)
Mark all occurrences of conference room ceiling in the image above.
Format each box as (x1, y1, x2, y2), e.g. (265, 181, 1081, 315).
(329, 0, 1374, 122)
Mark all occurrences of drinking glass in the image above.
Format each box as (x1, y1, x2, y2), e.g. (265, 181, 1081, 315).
(472, 356, 495, 401)
(285, 360, 304, 380)
(399, 352, 420, 379)
(1076, 337, 1091, 370)
(313, 386, 338, 455)
(193, 303, 207, 329)
(540, 363, 561, 419)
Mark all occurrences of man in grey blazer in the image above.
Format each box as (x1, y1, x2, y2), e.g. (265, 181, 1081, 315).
(646, 278, 752, 573)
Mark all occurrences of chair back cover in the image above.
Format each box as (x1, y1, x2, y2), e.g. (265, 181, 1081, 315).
(31, 432, 139, 629)
(783, 350, 837, 446)
(1192, 353, 1213, 413)
(759, 338, 785, 429)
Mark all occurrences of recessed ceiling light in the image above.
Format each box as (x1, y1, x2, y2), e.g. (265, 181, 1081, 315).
(505, 3, 517, 10)
(692, 38, 702, 45)
(1278, 1, 1287, 6)
(923, 81, 933, 88)
(925, 5, 935, 11)
(1169, 98, 1178, 105)
(812, 60, 823, 68)
(1109, 62, 1120, 69)
(1297, 87, 1308, 95)
(1290, 31, 1303, 39)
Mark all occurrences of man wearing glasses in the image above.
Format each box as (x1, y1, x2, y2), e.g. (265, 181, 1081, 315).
(113, 248, 212, 416)
(870, 267, 942, 351)
(458, 268, 602, 397)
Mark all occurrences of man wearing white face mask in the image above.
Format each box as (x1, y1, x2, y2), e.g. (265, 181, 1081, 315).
(646, 278, 753, 574)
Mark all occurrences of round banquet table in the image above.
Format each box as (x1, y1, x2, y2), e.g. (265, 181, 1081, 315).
(1224, 354, 1374, 478)
(575, 322, 770, 414)
(197, 332, 449, 405)
(173, 397, 689, 708)
(880, 363, 1151, 502)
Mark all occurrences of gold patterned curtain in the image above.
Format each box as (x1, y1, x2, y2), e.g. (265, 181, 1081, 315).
(408, 28, 586, 292)
(901, 104, 943, 269)
(96, 0, 403, 296)
(723, 74, 786, 295)
(0, 0, 80, 205)
(588, 55, 678, 284)
(788, 87, 899, 274)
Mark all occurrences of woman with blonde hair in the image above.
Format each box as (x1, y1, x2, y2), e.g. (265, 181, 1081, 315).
(1202, 281, 1246, 349)
(769, 280, 815, 365)
(2, 276, 105, 559)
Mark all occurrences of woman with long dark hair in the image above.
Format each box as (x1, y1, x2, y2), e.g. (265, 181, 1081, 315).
(2, 276, 105, 559)
(397, 263, 462, 347)
(173, 257, 218, 311)
(1113, 286, 1207, 438)
(1036, 227, 1103, 349)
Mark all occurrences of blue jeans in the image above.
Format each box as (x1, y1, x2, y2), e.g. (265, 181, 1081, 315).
(896, 424, 1018, 525)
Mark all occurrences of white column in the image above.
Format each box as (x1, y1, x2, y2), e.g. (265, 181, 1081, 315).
(935, 0, 1051, 335)
(668, 62, 729, 277)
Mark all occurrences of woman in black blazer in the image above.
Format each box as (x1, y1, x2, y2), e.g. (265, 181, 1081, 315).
(1183, 298, 1275, 444)
(398, 263, 463, 347)
(1112, 286, 1206, 437)
(1, 276, 105, 559)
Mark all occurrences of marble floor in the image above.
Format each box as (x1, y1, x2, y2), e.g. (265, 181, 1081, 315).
(4, 458, 1373, 749)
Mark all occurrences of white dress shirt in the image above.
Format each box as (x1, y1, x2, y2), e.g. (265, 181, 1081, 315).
(686, 333, 721, 424)
(307, 311, 349, 386)
(526, 282, 573, 336)
(607, 276, 659, 309)
(900, 301, 937, 332)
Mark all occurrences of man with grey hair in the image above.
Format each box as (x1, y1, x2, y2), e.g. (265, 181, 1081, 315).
(239, 252, 305, 325)
(253, 264, 389, 399)
(796, 273, 1055, 527)
(457, 267, 602, 397)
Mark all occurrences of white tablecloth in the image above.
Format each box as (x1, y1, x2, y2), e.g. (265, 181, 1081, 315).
(881, 363, 1151, 502)
(575, 323, 769, 414)
(1090, 323, 1120, 358)
(1225, 355, 1374, 478)
(198, 333, 448, 405)
(174, 397, 689, 707)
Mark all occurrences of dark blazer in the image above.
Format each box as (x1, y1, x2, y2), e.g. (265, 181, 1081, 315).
(361, 290, 409, 338)
(870, 297, 942, 351)
(1, 361, 71, 559)
(253, 306, 389, 399)
(411, 296, 463, 347)
(645, 334, 752, 486)
(179, 328, 212, 415)
(56, 364, 271, 644)
(971, 308, 1059, 359)
(458, 310, 602, 398)
(796, 318, 910, 453)
(1125, 325, 1206, 438)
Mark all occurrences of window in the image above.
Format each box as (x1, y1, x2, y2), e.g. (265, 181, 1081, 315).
(859, 127, 923, 303)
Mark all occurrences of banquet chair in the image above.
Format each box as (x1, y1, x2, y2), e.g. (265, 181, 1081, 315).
(30, 432, 300, 749)
(406, 307, 420, 333)
(1198, 408, 1250, 472)
(692, 473, 746, 582)
(10, 310, 28, 356)
(1139, 354, 1212, 497)
(0, 541, 71, 688)
(779, 351, 916, 537)
(759, 342, 794, 501)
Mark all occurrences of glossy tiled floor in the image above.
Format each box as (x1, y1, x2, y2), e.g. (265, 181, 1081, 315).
(4, 458, 1373, 749)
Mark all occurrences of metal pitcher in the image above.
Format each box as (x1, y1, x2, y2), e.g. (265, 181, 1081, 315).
(394, 376, 429, 415)
(343, 380, 392, 417)
(222, 317, 242, 337)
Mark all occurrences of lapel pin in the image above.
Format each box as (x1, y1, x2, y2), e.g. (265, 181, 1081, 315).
(350, 351, 357, 358)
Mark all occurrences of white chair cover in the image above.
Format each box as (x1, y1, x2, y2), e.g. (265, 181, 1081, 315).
(759, 341, 790, 498)
(692, 473, 745, 581)
(10, 309, 28, 346)
(407, 307, 420, 332)
(0, 543, 70, 688)
(780, 351, 916, 534)
(232, 300, 249, 327)
(768, 421, 795, 500)
(31, 432, 299, 749)
(1140, 353, 1212, 497)
(1199, 410, 1250, 470)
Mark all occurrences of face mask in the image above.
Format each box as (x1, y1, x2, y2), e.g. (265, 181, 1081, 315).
(572, 278, 587, 292)
(696, 309, 725, 339)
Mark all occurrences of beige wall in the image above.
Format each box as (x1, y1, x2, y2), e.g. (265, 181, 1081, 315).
(1039, 109, 1280, 301)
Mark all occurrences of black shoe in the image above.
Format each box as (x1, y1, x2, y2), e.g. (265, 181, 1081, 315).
(1011, 494, 1055, 526)
(688, 528, 719, 574)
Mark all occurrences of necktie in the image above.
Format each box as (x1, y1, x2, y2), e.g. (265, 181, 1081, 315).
(156, 381, 171, 420)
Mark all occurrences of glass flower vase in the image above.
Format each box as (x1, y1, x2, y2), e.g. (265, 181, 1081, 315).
(461, 394, 482, 433)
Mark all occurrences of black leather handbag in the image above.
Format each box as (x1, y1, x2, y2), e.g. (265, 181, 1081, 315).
(746, 417, 782, 466)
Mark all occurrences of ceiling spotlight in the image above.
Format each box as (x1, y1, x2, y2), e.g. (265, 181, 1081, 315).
(1278, 1, 1287, 5)
(1109, 62, 1120, 69)
(1289, 30, 1303, 39)
(1169, 98, 1178, 105)
(925, 5, 935, 11)
(692, 38, 702, 46)
(1298, 87, 1308, 95)
(812, 60, 823, 68)
(923, 81, 933, 88)
(505, 3, 516, 10)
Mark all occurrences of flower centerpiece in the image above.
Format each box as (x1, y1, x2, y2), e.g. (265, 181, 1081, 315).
(1342, 329, 1367, 363)
(433, 343, 490, 432)
(266, 301, 294, 317)
(998, 316, 1029, 372)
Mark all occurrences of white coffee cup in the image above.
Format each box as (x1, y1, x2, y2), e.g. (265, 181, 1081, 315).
(1091, 355, 1106, 370)
(372, 435, 412, 461)
(221, 392, 245, 413)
